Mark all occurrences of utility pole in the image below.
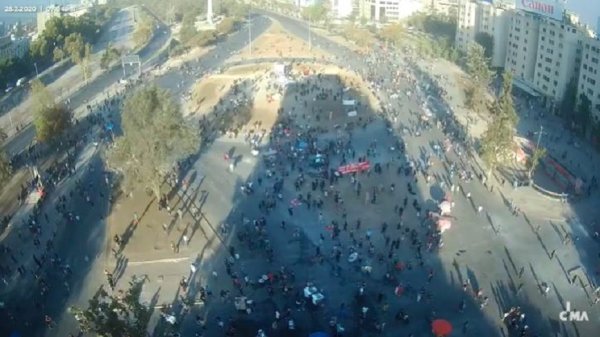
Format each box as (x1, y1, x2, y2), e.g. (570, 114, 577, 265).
(248, 6, 252, 57)
(535, 125, 544, 149)
(308, 18, 312, 50)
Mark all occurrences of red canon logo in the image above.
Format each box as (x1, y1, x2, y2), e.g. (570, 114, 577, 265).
(521, 0, 555, 14)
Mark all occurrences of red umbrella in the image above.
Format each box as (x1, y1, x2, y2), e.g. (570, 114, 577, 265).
(432, 319, 453, 336)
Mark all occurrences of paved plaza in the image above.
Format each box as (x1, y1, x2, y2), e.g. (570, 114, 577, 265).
(0, 11, 599, 337)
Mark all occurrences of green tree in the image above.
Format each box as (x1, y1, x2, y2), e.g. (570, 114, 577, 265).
(302, 3, 328, 22)
(0, 151, 12, 186)
(179, 12, 197, 45)
(220, 0, 249, 18)
(575, 93, 592, 134)
(69, 278, 152, 337)
(133, 11, 155, 48)
(527, 147, 547, 180)
(0, 127, 7, 142)
(480, 71, 518, 175)
(475, 32, 493, 59)
(560, 80, 577, 117)
(106, 86, 199, 198)
(217, 17, 237, 35)
(379, 23, 404, 45)
(81, 43, 93, 81)
(53, 47, 66, 62)
(465, 43, 493, 112)
(31, 79, 72, 142)
(64, 33, 85, 64)
(100, 45, 121, 69)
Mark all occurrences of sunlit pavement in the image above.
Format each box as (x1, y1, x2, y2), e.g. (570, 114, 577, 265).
(1, 11, 599, 337)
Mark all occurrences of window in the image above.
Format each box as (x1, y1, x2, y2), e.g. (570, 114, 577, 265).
(588, 78, 596, 85)
(553, 80, 558, 86)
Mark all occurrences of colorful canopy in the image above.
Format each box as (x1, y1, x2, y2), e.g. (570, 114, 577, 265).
(432, 319, 453, 336)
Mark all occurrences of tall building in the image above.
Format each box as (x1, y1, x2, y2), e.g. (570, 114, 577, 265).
(330, 0, 354, 19)
(0, 35, 30, 60)
(577, 36, 600, 123)
(295, 0, 321, 7)
(36, 4, 90, 35)
(455, 0, 512, 68)
(36, 5, 62, 34)
(426, 0, 459, 18)
(505, 8, 589, 105)
(505, 10, 543, 89)
(532, 13, 584, 103)
(358, 0, 424, 22)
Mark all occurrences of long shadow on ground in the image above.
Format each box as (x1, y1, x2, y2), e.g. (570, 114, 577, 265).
(147, 71, 522, 337)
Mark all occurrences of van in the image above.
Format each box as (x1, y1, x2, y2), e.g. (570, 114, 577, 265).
(16, 77, 27, 87)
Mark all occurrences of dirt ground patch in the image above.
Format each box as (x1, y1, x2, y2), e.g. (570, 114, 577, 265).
(184, 77, 236, 117)
(227, 20, 331, 62)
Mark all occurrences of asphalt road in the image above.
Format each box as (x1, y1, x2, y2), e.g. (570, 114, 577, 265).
(1, 7, 171, 157)
(264, 12, 600, 337)
(0, 14, 274, 337)
(2, 10, 598, 337)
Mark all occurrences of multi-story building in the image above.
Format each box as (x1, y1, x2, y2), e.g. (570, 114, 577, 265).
(532, 13, 585, 103)
(36, 5, 63, 34)
(36, 4, 91, 35)
(505, 9, 589, 105)
(358, 0, 424, 22)
(505, 10, 543, 88)
(455, 0, 512, 68)
(295, 0, 321, 7)
(577, 36, 600, 123)
(330, 0, 354, 19)
(0, 35, 30, 60)
(426, 0, 459, 18)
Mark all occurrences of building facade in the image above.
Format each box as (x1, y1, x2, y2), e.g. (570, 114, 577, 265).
(455, 0, 512, 68)
(426, 0, 459, 18)
(358, 0, 424, 22)
(577, 37, 600, 123)
(0, 35, 30, 60)
(36, 5, 63, 34)
(330, 0, 354, 18)
(505, 10, 588, 104)
(36, 4, 90, 35)
(505, 10, 542, 86)
(532, 14, 584, 102)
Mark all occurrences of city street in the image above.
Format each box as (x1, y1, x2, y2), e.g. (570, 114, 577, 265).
(0, 8, 599, 337)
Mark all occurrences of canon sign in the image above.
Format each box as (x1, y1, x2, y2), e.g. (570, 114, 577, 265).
(517, 0, 564, 21)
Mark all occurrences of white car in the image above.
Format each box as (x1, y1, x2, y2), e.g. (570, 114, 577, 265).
(4, 86, 13, 93)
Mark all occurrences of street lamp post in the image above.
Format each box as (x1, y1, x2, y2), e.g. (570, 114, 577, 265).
(535, 125, 544, 149)
(248, 7, 252, 57)
(308, 18, 312, 50)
